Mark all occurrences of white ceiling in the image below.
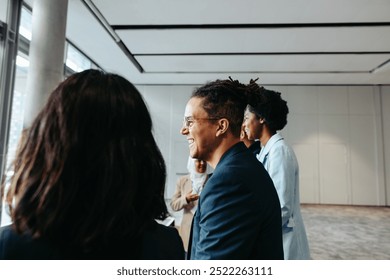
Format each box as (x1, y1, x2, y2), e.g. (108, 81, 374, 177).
(30, 0, 390, 85)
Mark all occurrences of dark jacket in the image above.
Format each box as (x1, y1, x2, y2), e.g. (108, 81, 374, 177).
(248, 141, 261, 155)
(188, 142, 284, 259)
(0, 221, 184, 260)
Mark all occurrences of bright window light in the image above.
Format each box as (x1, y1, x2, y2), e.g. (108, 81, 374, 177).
(19, 26, 32, 40)
(19, 6, 32, 40)
(65, 44, 92, 72)
(66, 58, 83, 72)
(16, 55, 29, 67)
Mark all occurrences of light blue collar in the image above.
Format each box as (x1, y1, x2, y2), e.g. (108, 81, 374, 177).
(257, 133, 284, 163)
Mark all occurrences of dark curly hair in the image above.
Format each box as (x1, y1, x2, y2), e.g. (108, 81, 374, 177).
(2, 69, 167, 257)
(191, 77, 249, 136)
(246, 81, 289, 132)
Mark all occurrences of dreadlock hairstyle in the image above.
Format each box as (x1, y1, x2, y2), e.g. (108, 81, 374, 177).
(246, 80, 289, 132)
(3, 69, 168, 257)
(191, 77, 250, 137)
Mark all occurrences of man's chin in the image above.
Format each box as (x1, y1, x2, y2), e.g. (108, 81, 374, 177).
(190, 153, 197, 159)
(189, 150, 201, 160)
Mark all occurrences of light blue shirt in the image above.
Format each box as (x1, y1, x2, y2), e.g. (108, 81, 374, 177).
(257, 133, 311, 260)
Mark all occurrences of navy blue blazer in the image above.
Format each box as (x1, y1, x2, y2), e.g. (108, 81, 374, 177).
(188, 142, 284, 259)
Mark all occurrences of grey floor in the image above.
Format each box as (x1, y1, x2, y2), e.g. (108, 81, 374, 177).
(301, 204, 390, 260)
(169, 202, 390, 260)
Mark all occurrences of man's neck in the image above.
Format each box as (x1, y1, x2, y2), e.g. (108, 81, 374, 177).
(208, 137, 240, 169)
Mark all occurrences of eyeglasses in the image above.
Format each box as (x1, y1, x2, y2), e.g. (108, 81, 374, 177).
(182, 116, 221, 128)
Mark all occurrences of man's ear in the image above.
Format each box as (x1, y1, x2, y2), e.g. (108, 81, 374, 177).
(259, 117, 266, 124)
(216, 118, 229, 137)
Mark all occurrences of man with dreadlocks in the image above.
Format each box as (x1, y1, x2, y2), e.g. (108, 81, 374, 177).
(180, 78, 284, 260)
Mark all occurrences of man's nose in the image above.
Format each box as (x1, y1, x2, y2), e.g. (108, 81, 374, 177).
(180, 126, 188, 135)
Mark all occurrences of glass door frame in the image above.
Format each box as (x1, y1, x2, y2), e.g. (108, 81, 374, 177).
(0, 0, 22, 225)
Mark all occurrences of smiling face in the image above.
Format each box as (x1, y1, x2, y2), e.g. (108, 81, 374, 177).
(243, 107, 262, 141)
(194, 159, 207, 173)
(180, 97, 219, 162)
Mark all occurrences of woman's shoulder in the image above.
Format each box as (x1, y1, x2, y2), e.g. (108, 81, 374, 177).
(0, 224, 14, 237)
(141, 221, 185, 260)
(269, 138, 295, 155)
(0, 225, 62, 259)
(0, 224, 18, 247)
(0, 225, 33, 256)
(0, 222, 185, 260)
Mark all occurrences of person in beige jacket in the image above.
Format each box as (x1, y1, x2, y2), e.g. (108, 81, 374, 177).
(170, 157, 211, 252)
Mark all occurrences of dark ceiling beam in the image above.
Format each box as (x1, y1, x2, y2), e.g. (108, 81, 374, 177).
(112, 22, 390, 30)
(134, 51, 390, 56)
(81, 0, 144, 73)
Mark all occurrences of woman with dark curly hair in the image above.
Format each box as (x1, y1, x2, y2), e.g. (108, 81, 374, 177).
(244, 82, 310, 260)
(0, 69, 184, 260)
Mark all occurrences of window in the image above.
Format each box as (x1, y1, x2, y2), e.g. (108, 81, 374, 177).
(64, 43, 93, 76)
(1, 3, 100, 226)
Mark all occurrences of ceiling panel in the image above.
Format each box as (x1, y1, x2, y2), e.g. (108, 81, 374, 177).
(136, 54, 390, 73)
(93, 0, 390, 25)
(116, 27, 390, 54)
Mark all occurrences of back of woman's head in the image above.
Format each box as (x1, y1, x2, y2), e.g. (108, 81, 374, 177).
(246, 82, 289, 132)
(6, 69, 167, 255)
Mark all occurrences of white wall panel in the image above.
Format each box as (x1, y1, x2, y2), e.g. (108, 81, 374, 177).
(349, 115, 379, 205)
(318, 86, 348, 115)
(288, 114, 318, 144)
(285, 86, 318, 115)
(294, 144, 319, 203)
(319, 144, 349, 204)
(348, 86, 375, 115)
(319, 115, 349, 145)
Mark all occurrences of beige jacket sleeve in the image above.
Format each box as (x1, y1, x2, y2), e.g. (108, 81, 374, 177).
(170, 175, 195, 211)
